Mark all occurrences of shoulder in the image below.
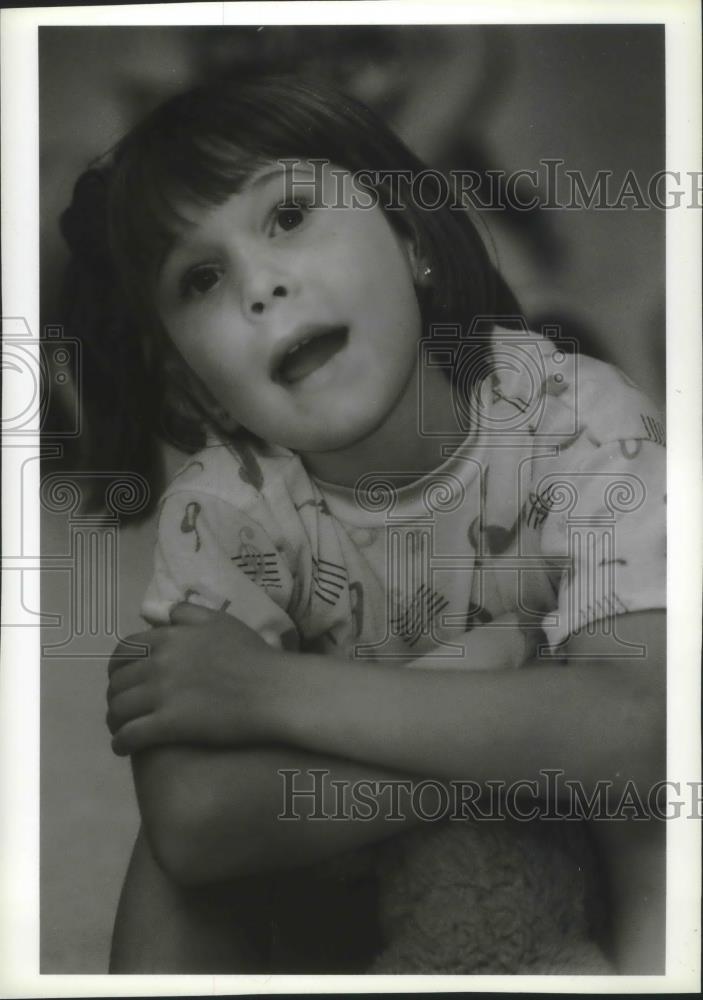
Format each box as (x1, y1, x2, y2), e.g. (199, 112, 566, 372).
(161, 435, 310, 519)
(487, 326, 664, 448)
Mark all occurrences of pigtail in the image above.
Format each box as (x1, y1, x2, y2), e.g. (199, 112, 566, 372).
(58, 167, 164, 517)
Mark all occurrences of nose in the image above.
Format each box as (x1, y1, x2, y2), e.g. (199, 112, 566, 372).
(241, 249, 297, 319)
(250, 285, 287, 316)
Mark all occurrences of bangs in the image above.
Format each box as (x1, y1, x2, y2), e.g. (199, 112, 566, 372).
(104, 75, 507, 339)
(105, 76, 405, 307)
(108, 127, 269, 305)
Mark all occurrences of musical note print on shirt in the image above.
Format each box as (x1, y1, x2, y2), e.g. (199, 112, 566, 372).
(557, 425, 602, 453)
(463, 604, 493, 632)
(295, 497, 332, 515)
(180, 501, 202, 552)
(525, 486, 557, 530)
(392, 583, 449, 648)
(183, 588, 230, 613)
(171, 460, 205, 484)
(619, 438, 643, 459)
(619, 416, 664, 457)
(571, 591, 629, 630)
(490, 373, 530, 413)
(467, 467, 525, 554)
(640, 413, 665, 446)
(231, 526, 282, 589)
(487, 519, 524, 554)
(229, 440, 265, 491)
(312, 557, 347, 607)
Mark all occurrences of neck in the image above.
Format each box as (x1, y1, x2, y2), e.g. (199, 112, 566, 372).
(300, 359, 462, 488)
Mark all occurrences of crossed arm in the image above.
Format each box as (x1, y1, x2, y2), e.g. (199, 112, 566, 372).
(108, 604, 666, 974)
(117, 607, 532, 884)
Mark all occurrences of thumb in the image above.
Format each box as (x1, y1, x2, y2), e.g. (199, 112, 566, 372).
(169, 600, 220, 626)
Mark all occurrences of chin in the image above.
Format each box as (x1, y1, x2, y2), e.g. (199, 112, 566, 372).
(297, 411, 392, 456)
(284, 429, 364, 454)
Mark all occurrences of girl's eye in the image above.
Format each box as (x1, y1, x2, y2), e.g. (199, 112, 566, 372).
(273, 203, 309, 234)
(179, 265, 222, 300)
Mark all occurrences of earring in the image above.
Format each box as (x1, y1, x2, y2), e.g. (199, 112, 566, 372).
(417, 263, 433, 288)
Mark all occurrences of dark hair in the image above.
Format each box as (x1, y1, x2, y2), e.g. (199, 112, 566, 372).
(60, 75, 520, 508)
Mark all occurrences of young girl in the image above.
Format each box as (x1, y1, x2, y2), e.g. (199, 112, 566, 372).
(61, 76, 666, 974)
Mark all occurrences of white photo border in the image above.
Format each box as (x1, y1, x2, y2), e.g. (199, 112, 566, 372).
(1, 1, 701, 995)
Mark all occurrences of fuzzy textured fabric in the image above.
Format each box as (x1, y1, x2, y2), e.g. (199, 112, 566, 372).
(364, 818, 613, 974)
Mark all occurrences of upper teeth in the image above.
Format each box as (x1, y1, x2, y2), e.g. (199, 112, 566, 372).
(286, 336, 313, 358)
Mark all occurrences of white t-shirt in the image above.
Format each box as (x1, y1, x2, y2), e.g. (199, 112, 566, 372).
(142, 330, 666, 661)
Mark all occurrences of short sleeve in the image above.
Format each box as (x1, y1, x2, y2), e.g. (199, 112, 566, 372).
(141, 490, 300, 651)
(537, 423, 666, 649)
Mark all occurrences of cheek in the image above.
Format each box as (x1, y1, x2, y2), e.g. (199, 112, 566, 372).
(165, 310, 237, 379)
(351, 255, 420, 344)
(383, 266, 423, 342)
(200, 364, 253, 422)
(371, 237, 419, 319)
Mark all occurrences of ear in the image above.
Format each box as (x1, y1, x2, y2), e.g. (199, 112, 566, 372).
(403, 231, 433, 288)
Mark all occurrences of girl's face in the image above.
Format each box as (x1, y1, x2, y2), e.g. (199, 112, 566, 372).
(155, 161, 422, 455)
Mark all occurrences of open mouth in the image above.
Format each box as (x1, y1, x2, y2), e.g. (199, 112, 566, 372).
(273, 325, 349, 385)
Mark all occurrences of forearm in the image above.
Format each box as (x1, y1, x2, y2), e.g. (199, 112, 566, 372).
(278, 612, 665, 797)
(129, 620, 526, 887)
(133, 744, 421, 887)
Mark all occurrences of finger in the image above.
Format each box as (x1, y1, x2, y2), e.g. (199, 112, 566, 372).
(111, 715, 164, 757)
(107, 635, 152, 676)
(107, 659, 149, 699)
(169, 601, 220, 626)
(106, 685, 156, 735)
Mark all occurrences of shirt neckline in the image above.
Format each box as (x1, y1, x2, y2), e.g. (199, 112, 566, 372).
(311, 432, 484, 527)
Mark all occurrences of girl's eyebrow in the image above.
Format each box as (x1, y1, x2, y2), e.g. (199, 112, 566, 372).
(158, 163, 318, 277)
(244, 161, 317, 193)
(243, 164, 288, 191)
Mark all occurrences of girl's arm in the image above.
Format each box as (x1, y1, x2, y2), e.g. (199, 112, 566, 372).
(110, 606, 663, 868)
(114, 607, 665, 973)
(281, 609, 665, 794)
(110, 605, 529, 886)
(132, 744, 423, 887)
(112, 606, 663, 794)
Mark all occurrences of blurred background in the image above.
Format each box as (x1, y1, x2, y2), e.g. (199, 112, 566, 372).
(40, 24, 665, 971)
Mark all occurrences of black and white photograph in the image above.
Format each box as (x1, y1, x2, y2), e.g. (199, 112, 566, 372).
(1, 1, 701, 993)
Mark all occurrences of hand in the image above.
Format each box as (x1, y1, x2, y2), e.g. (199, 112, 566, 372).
(407, 613, 530, 672)
(106, 603, 288, 756)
